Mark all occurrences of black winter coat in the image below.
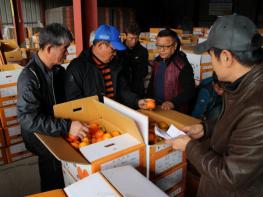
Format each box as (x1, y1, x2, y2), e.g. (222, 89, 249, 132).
(17, 55, 71, 156)
(121, 42, 149, 98)
(64, 48, 139, 108)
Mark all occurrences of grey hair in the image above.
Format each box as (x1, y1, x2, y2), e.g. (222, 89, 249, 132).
(39, 23, 73, 49)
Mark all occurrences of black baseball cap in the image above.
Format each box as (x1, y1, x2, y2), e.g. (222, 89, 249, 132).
(194, 15, 263, 54)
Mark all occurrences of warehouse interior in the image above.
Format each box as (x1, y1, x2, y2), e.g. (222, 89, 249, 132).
(0, 0, 263, 197)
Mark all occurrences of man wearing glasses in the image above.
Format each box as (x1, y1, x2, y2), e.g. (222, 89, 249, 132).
(121, 23, 149, 98)
(65, 24, 147, 109)
(147, 28, 196, 114)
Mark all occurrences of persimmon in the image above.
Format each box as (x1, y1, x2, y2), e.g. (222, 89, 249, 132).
(89, 123, 99, 134)
(96, 137, 104, 142)
(110, 130, 121, 137)
(79, 141, 89, 148)
(158, 121, 169, 131)
(145, 99, 156, 110)
(102, 133, 112, 140)
(94, 130, 104, 139)
(71, 142, 79, 149)
(68, 134, 78, 141)
(82, 137, 90, 143)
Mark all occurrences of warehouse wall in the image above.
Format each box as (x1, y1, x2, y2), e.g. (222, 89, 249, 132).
(0, 0, 41, 26)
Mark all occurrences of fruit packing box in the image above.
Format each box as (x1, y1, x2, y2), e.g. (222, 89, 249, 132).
(35, 97, 146, 185)
(101, 97, 200, 180)
(139, 108, 200, 179)
(26, 166, 169, 197)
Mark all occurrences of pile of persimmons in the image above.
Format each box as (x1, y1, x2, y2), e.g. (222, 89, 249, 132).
(148, 120, 169, 145)
(65, 122, 121, 149)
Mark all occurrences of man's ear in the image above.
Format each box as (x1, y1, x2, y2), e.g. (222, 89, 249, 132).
(45, 44, 53, 54)
(220, 50, 233, 67)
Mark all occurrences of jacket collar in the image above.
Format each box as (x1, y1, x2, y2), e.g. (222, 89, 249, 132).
(224, 64, 263, 97)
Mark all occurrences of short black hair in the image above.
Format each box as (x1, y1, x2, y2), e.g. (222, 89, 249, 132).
(39, 23, 73, 49)
(125, 23, 141, 36)
(211, 47, 263, 67)
(157, 28, 181, 52)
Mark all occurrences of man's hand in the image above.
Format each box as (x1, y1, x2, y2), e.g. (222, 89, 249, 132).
(138, 99, 148, 109)
(161, 101, 174, 110)
(165, 135, 191, 151)
(181, 124, 204, 139)
(69, 121, 89, 139)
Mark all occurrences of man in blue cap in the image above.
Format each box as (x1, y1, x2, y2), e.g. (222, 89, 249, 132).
(165, 15, 263, 197)
(65, 24, 147, 108)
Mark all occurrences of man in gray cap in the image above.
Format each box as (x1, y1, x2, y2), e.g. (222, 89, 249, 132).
(165, 15, 263, 197)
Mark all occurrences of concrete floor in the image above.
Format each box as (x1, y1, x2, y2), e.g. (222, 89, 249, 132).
(0, 156, 41, 197)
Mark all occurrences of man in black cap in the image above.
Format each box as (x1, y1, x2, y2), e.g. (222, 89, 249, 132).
(165, 15, 263, 197)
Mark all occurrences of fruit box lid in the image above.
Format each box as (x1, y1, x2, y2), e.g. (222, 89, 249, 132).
(35, 97, 143, 164)
(64, 165, 168, 197)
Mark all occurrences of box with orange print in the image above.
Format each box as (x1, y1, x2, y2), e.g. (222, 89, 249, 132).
(101, 98, 199, 181)
(35, 97, 146, 185)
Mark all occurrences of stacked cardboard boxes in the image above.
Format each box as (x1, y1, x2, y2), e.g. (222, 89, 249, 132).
(182, 45, 213, 86)
(103, 97, 200, 196)
(0, 64, 33, 164)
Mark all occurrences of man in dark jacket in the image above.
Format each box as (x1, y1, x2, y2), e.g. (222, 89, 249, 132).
(65, 24, 147, 109)
(166, 15, 263, 197)
(17, 23, 89, 192)
(147, 29, 196, 114)
(121, 23, 149, 98)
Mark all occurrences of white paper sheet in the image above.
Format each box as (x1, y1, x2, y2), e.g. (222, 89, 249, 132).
(154, 124, 186, 140)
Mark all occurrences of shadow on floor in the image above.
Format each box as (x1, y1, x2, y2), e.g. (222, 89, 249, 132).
(0, 156, 41, 197)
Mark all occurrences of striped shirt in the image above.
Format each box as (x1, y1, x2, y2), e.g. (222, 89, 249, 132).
(92, 54, 115, 99)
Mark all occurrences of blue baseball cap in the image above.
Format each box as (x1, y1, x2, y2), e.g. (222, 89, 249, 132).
(94, 24, 126, 50)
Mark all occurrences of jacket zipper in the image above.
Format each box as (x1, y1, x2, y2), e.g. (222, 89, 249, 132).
(50, 72, 56, 104)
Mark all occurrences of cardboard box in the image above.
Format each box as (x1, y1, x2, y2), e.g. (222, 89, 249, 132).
(67, 44, 76, 54)
(5, 142, 33, 163)
(102, 98, 200, 179)
(0, 64, 21, 107)
(0, 104, 19, 127)
(182, 46, 213, 85)
(0, 147, 7, 165)
(0, 128, 5, 147)
(139, 108, 200, 179)
(27, 166, 169, 197)
(4, 124, 23, 145)
(0, 64, 23, 85)
(26, 189, 66, 197)
(35, 97, 146, 184)
(0, 39, 24, 62)
(0, 95, 17, 107)
(153, 162, 187, 195)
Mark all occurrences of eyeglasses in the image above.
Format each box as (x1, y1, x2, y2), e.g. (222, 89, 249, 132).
(156, 42, 175, 50)
(126, 36, 139, 41)
(108, 45, 116, 53)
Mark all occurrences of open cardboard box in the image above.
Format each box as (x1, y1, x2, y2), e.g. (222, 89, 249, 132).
(0, 40, 23, 62)
(27, 166, 168, 197)
(102, 97, 200, 179)
(35, 97, 146, 184)
(0, 64, 22, 106)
